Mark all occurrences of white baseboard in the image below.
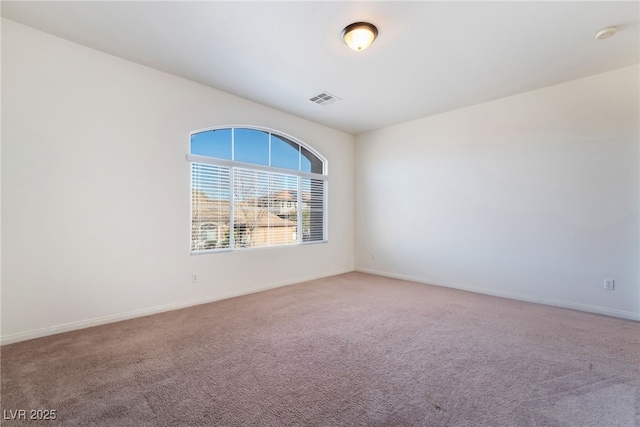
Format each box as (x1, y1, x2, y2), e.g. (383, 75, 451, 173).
(1, 268, 354, 346)
(356, 267, 640, 322)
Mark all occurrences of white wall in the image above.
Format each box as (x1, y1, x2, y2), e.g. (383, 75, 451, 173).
(355, 65, 639, 320)
(1, 19, 355, 344)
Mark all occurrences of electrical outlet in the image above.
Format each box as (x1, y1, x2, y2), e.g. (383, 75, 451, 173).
(603, 279, 614, 290)
(371, 253, 375, 260)
(192, 273, 198, 284)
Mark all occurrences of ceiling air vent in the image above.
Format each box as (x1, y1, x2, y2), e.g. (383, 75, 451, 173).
(309, 92, 341, 106)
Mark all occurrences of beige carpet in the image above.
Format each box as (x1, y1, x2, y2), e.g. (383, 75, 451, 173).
(2, 272, 639, 426)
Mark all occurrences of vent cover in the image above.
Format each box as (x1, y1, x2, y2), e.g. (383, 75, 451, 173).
(309, 92, 341, 106)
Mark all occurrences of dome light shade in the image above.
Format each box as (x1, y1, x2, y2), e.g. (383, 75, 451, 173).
(595, 26, 617, 40)
(342, 22, 378, 51)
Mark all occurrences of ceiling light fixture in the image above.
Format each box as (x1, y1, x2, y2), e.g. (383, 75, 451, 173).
(342, 22, 378, 51)
(595, 26, 617, 40)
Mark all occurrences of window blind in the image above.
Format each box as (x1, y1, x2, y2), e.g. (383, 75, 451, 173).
(191, 163, 231, 251)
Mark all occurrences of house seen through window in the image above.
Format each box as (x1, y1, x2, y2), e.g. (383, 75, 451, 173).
(188, 127, 327, 253)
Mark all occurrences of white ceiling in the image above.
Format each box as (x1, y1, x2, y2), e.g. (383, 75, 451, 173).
(2, 1, 638, 135)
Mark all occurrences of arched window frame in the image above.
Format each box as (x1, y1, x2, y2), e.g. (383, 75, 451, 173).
(187, 125, 328, 253)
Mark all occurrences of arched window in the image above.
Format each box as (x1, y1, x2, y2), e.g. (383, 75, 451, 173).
(188, 126, 327, 253)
